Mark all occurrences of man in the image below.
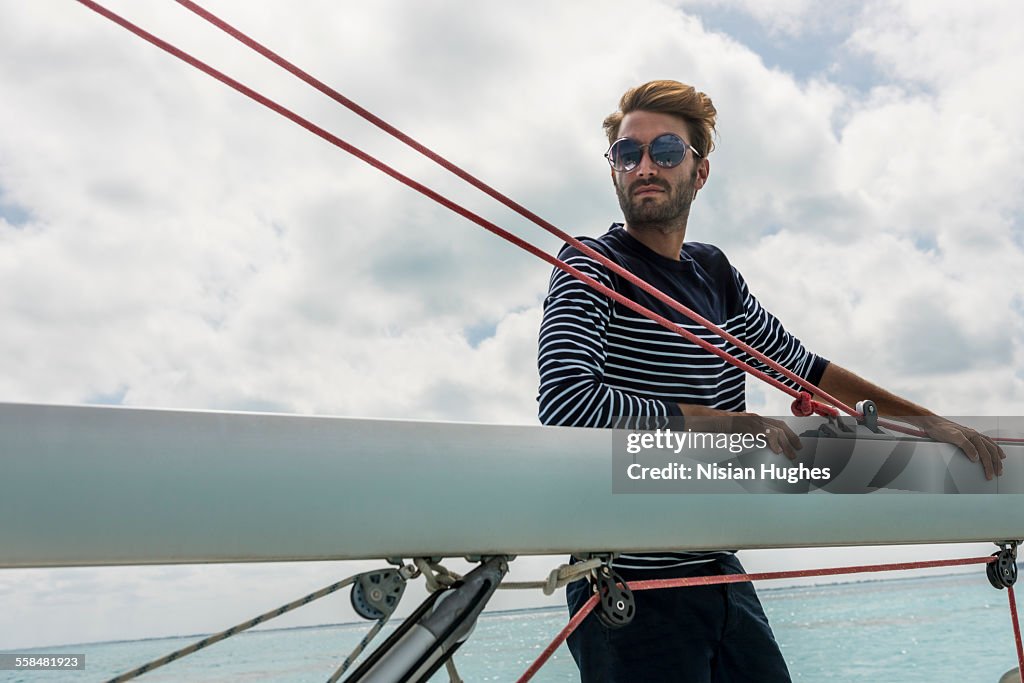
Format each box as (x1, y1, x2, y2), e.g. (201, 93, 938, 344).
(536, 80, 1005, 682)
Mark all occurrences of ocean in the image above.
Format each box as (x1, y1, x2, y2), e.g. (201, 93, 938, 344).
(2, 572, 1021, 682)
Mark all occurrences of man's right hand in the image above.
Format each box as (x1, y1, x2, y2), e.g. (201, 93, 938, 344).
(677, 404, 803, 460)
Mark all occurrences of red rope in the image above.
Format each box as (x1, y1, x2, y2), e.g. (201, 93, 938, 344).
(1010, 585, 1024, 678)
(78, 1, 1024, 448)
(150, 4, 1024, 446)
(877, 422, 1024, 443)
(74, 0, 850, 417)
(166, 0, 856, 420)
(517, 555, 996, 682)
(790, 391, 839, 418)
(516, 593, 598, 682)
(80, 0, 1024, 446)
(626, 555, 995, 591)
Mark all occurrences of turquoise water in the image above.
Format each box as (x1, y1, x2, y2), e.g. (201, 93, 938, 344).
(2, 572, 1021, 681)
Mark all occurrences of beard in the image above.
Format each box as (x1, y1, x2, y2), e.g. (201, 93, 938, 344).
(614, 169, 696, 234)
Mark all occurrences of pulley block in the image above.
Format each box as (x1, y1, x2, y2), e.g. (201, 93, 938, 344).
(593, 564, 635, 628)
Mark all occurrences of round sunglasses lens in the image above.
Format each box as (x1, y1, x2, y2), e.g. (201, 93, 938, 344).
(609, 139, 642, 171)
(650, 135, 686, 167)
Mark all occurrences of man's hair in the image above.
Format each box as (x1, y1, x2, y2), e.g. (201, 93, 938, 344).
(603, 80, 717, 158)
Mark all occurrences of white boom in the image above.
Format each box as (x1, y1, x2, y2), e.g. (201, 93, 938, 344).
(1, 402, 1022, 568)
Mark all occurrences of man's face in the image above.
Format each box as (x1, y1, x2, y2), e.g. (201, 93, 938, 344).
(611, 111, 706, 233)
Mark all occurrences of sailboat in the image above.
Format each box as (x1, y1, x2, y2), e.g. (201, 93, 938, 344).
(2, 1, 1022, 679)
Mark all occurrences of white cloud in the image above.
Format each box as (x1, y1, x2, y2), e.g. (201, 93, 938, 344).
(847, 0, 1024, 87)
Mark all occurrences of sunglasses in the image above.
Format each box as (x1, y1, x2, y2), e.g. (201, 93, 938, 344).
(604, 133, 701, 172)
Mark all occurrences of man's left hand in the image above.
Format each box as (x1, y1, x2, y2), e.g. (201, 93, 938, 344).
(906, 416, 1006, 480)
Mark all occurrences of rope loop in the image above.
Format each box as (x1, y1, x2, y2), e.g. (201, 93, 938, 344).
(414, 558, 462, 592)
(791, 392, 840, 418)
(790, 391, 814, 417)
(543, 557, 603, 595)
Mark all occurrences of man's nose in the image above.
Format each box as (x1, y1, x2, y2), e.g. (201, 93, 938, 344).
(634, 148, 659, 177)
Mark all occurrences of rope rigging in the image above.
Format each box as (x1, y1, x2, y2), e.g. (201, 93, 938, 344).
(168, 0, 850, 422)
(96, 551, 1023, 682)
(73, 0, 863, 426)
(518, 552, 1023, 682)
(103, 569, 402, 682)
(74, 0, 1024, 448)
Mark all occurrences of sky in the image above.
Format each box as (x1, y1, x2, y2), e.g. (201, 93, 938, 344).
(1, 0, 1023, 655)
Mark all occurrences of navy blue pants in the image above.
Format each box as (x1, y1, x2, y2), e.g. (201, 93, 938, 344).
(566, 555, 791, 682)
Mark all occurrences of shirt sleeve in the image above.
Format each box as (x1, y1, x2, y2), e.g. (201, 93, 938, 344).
(537, 245, 683, 427)
(733, 267, 829, 390)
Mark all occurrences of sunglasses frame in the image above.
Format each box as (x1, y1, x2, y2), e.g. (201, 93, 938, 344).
(604, 133, 701, 172)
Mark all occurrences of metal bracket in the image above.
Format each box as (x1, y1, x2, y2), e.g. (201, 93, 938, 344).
(987, 540, 1019, 590)
(351, 567, 409, 620)
(465, 553, 517, 563)
(575, 551, 618, 562)
(808, 414, 856, 438)
(345, 556, 509, 682)
(806, 400, 886, 439)
(592, 563, 635, 629)
(855, 400, 881, 433)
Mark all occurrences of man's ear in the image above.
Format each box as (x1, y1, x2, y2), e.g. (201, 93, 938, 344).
(694, 158, 710, 190)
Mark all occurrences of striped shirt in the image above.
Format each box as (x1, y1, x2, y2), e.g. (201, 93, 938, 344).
(537, 225, 829, 571)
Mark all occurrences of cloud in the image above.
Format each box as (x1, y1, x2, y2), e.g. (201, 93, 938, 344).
(847, 0, 1024, 87)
